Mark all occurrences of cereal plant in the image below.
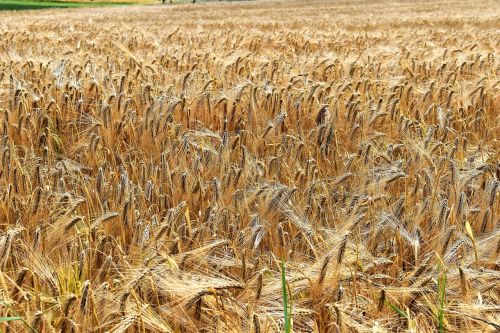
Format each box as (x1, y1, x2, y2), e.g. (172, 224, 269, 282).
(0, 0, 498, 332)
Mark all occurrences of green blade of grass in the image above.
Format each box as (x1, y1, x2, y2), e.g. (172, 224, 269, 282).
(1, 302, 38, 333)
(281, 260, 291, 333)
(438, 271, 447, 333)
(385, 300, 409, 319)
(0, 317, 22, 323)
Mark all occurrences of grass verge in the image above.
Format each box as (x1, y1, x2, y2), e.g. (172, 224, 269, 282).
(0, 0, 131, 11)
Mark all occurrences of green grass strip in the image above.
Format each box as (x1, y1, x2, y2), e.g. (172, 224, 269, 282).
(0, 0, 130, 11)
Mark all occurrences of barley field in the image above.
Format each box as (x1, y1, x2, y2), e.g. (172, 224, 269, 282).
(0, 0, 499, 332)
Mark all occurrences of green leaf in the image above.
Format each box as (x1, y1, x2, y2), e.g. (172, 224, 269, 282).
(0, 317, 22, 323)
(281, 260, 291, 333)
(385, 300, 409, 319)
(437, 271, 447, 333)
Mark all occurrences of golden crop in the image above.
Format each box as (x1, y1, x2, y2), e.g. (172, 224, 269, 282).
(0, 0, 499, 332)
